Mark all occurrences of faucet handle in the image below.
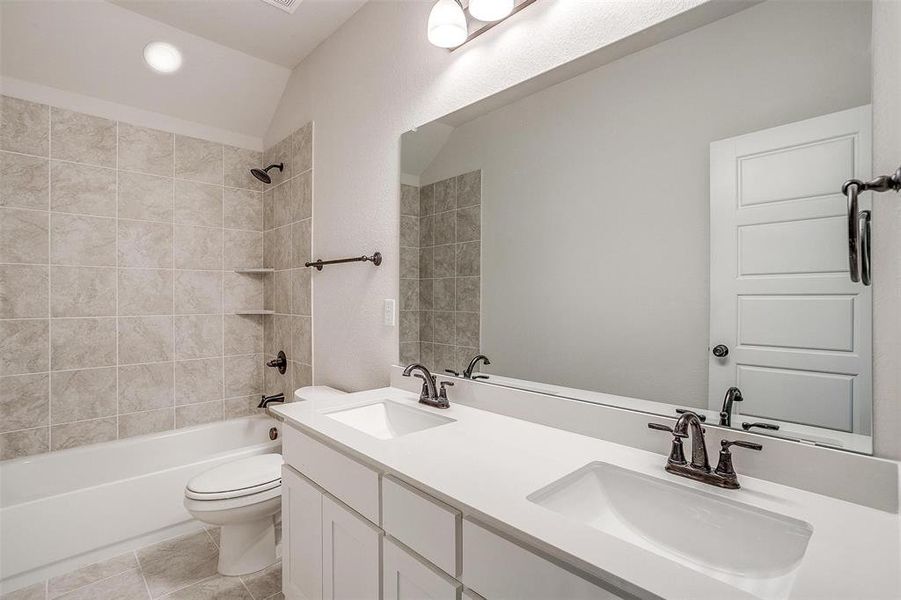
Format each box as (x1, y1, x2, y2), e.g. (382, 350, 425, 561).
(648, 423, 687, 465)
(714, 438, 762, 486)
(438, 380, 454, 400)
(647, 422, 673, 433)
(722, 439, 763, 451)
(444, 369, 460, 376)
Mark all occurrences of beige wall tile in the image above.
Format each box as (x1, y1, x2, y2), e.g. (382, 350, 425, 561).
(174, 315, 222, 360)
(263, 314, 290, 358)
(456, 276, 480, 312)
(400, 247, 419, 280)
(291, 171, 312, 221)
(0, 151, 48, 209)
(292, 361, 312, 389)
(292, 316, 312, 365)
(51, 417, 116, 451)
(50, 108, 116, 167)
(117, 316, 173, 364)
(263, 137, 290, 186)
(118, 122, 173, 177)
(456, 170, 481, 208)
(433, 177, 456, 213)
(47, 551, 138, 598)
(433, 311, 455, 345)
(456, 241, 480, 276)
(292, 122, 312, 174)
(50, 266, 116, 317)
(118, 408, 173, 439)
(223, 188, 262, 231)
(175, 358, 222, 405)
(290, 268, 310, 316)
(1, 96, 49, 156)
(420, 184, 434, 216)
(264, 269, 290, 314)
(51, 317, 116, 370)
(434, 211, 455, 245)
(223, 272, 262, 313)
(118, 362, 174, 413)
(174, 180, 222, 228)
(0, 265, 48, 318)
(50, 367, 117, 424)
(175, 135, 222, 185)
(1, 207, 48, 264)
(174, 270, 222, 315)
(175, 400, 223, 429)
(400, 184, 420, 217)
(400, 310, 418, 343)
(224, 229, 262, 270)
(0, 373, 49, 433)
(50, 161, 116, 217)
(224, 354, 262, 398)
(0, 427, 48, 460)
(118, 172, 173, 222)
(118, 220, 173, 268)
(290, 219, 311, 268)
(224, 314, 262, 356)
(174, 225, 221, 270)
(419, 214, 434, 247)
(0, 319, 49, 375)
(456, 205, 480, 243)
(399, 342, 420, 366)
(433, 244, 454, 278)
(419, 310, 433, 343)
(271, 180, 295, 228)
(434, 278, 455, 312)
(223, 396, 260, 420)
(400, 279, 418, 311)
(456, 311, 480, 348)
(419, 279, 432, 311)
(224, 146, 262, 191)
(263, 225, 290, 270)
(400, 215, 419, 248)
(118, 268, 173, 316)
(50, 214, 116, 267)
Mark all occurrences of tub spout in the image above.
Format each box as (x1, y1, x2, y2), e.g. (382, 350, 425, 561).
(258, 393, 285, 408)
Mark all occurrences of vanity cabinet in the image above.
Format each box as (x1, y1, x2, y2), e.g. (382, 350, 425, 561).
(282, 424, 623, 600)
(383, 536, 461, 600)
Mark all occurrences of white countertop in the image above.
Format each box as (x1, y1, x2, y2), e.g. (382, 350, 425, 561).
(272, 387, 900, 600)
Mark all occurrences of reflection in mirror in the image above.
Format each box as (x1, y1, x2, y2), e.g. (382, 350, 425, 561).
(399, 0, 874, 453)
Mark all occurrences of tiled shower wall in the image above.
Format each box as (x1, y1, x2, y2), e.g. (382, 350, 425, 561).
(0, 95, 310, 460)
(399, 171, 481, 374)
(260, 124, 313, 399)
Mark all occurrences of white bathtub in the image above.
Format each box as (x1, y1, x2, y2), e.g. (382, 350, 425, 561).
(0, 416, 281, 593)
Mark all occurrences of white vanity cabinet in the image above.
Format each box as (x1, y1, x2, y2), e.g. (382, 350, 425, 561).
(281, 423, 623, 600)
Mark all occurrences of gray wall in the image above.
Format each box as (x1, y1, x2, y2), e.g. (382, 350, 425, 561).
(0, 96, 311, 460)
(420, 0, 872, 407)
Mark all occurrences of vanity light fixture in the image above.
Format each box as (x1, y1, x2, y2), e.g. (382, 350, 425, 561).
(143, 41, 183, 74)
(468, 0, 514, 22)
(428, 0, 468, 49)
(427, 0, 538, 49)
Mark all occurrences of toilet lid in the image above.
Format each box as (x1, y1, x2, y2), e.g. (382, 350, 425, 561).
(186, 453, 283, 500)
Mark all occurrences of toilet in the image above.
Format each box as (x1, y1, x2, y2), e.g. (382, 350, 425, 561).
(184, 453, 283, 576)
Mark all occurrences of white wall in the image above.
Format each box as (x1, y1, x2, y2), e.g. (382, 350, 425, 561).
(414, 1, 870, 407)
(265, 0, 759, 393)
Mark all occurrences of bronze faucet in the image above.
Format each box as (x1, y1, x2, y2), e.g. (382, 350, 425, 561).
(649, 410, 762, 489)
(402, 363, 451, 409)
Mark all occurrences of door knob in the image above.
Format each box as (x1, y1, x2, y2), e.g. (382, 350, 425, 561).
(712, 344, 729, 358)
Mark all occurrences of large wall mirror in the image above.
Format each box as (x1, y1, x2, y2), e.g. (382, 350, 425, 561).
(398, 0, 876, 453)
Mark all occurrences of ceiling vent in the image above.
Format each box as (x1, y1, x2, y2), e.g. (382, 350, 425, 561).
(260, 0, 301, 14)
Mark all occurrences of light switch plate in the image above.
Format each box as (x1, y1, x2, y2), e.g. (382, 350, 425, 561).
(384, 299, 396, 326)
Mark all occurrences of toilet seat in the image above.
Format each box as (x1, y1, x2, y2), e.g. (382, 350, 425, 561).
(186, 453, 283, 501)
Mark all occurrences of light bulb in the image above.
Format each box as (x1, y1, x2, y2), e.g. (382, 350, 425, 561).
(143, 42, 182, 74)
(468, 0, 514, 22)
(428, 0, 468, 48)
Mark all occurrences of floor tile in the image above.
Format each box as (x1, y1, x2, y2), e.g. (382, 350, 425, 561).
(54, 569, 148, 600)
(160, 576, 251, 600)
(1, 582, 46, 600)
(48, 552, 137, 598)
(136, 531, 218, 598)
(240, 562, 280, 600)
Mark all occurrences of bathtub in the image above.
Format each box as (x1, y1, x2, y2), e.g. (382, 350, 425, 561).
(0, 416, 281, 593)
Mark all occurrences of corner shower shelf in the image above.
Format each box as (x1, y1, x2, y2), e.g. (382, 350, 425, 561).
(234, 268, 274, 274)
(233, 309, 275, 315)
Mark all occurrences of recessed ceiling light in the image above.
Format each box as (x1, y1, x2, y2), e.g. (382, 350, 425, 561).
(143, 42, 182, 74)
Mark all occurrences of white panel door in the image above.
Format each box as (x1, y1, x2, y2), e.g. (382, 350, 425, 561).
(322, 494, 382, 600)
(282, 466, 323, 600)
(709, 105, 872, 433)
(383, 537, 461, 600)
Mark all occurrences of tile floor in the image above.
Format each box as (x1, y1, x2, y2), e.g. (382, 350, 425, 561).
(1, 527, 282, 600)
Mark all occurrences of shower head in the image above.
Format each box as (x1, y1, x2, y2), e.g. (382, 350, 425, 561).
(250, 163, 284, 184)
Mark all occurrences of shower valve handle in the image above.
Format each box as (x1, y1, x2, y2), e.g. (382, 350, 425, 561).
(266, 350, 287, 374)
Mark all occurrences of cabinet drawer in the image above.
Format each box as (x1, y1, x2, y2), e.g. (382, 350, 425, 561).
(283, 426, 380, 524)
(383, 536, 461, 600)
(462, 519, 626, 600)
(383, 475, 461, 577)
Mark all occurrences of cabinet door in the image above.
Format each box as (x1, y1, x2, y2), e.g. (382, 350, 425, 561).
(322, 495, 382, 600)
(383, 537, 461, 600)
(282, 466, 323, 600)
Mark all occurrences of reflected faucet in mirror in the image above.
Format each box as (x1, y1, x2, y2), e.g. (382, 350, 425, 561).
(649, 410, 762, 489)
(719, 387, 743, 427)
(446, 354, 491, 380)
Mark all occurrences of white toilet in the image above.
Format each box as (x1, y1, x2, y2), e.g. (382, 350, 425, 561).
(184, 453, 283, 576)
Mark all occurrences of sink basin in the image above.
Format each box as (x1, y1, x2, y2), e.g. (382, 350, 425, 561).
(323, 401, 455, 440)
(528, 462, 813, 598)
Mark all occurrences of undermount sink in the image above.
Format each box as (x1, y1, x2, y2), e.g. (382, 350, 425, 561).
(528, 462, 813, 598)
(323, 400, 455, 440)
